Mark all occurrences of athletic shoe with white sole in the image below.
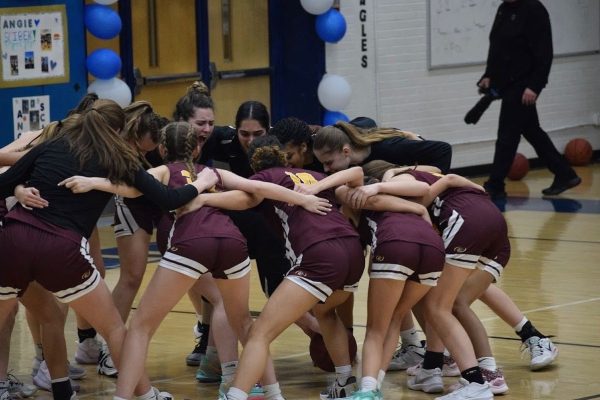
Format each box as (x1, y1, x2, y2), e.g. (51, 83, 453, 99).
(522, 336, 558, 371)
(319, 376, 358, 399)
(1, 374, 38, 399)
(480, 368, 508, 395)
(97, 345, 118, 377)
(75, 337, 101, 365)
(32, 361, 80, 392)
(407, 367, 443, 393)
(435, 378, 493, 400)
(388, 340, 426, 371)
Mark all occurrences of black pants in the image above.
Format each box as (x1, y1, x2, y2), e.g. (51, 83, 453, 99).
(227, 208, 290, 296)
(487, 85, 576, 190)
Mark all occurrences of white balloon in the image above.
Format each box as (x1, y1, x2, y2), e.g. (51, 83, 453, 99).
(88, 78, 132, 108)
(94, 0, 119, 4)
(317, 74, 351, 112)
(300, 0, 334, 15)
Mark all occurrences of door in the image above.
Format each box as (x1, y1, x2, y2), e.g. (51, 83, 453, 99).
(128, 0, 271, 125)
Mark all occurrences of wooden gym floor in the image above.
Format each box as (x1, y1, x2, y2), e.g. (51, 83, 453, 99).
(7, 163, 600, 400)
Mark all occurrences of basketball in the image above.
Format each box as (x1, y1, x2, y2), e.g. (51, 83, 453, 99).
(507, 152, 529, 180)
(309, 331, 357, 372)
(564, 138, 593, 166)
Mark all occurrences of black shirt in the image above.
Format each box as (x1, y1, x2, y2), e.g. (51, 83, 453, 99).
(0, 138, 198, 238)
(484, 0, 553, 94)
(200, 126, 254, 178)
(362, 136, 453, 174)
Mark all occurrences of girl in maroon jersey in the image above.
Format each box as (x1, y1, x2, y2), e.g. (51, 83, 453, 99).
(61, 122, 330, 400)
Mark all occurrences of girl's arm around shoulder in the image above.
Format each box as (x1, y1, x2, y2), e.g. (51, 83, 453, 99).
(217, 169, 332, 215)
(295, 166, 364, 195)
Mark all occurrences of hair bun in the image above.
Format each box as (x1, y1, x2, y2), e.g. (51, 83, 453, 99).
(189, 81, 209, 95)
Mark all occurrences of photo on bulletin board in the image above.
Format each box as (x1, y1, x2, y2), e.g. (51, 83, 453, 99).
(12, 95, 51, 140)
(0, 5, 69, 88)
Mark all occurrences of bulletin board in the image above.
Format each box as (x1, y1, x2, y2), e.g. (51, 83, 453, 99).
(0, 4, 69, 87)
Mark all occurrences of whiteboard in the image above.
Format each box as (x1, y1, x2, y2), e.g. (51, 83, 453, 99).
(428, 0, 600, 69)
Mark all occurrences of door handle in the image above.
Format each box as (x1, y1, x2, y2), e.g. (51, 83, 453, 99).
(133, 67, 203, 95)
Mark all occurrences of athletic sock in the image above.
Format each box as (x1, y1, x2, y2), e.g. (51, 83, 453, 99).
(422, 351, 444, 370)
(461, 366, 485, 384)
(77, 327, 97, 343)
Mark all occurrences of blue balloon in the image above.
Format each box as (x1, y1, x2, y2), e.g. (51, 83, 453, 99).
(315, 9, 347, 43)
(85, 4, 122, 39)
(323, 110, 349, 126)
(86, 48, 122, 79)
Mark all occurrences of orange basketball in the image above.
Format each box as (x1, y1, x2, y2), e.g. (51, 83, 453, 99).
(309, 331, 357, 372)
(508, 152, 529, 181)
(564, 138, 593, 166)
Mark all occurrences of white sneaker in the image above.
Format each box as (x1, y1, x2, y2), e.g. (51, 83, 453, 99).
(522, 337, 558, 371)
(97, 344, 118, 377)
(435, 378, 493, 400)
(32, 360, 80, 392)
(67, 363, 86, 380)
(32, 357, 85, 380)
(3, 373, 38, 398)
(75, 337, 101, 364)
(151, 387, 173, 400)
(388, 341, 426, 371)
(407, 367, 443, 393)
(320, 376, 358, 399)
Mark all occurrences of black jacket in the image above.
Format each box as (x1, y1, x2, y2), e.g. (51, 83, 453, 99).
(483, 0, 553, 95)
(199, 126, 254, 178)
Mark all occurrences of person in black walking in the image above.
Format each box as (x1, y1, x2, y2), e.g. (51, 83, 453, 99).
(479, 0, 580, 199)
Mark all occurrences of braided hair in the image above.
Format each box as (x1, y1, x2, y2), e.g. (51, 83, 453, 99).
(161, 121, 199, 181)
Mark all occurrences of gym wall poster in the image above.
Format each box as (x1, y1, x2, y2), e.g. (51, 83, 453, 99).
(0, 5, 69, 88)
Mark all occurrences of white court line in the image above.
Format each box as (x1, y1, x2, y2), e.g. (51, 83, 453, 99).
(78, 296, 600, 397)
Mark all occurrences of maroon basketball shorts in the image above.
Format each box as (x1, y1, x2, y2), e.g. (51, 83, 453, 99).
(285, 236, 365, 302)
(0, 220, 100, 303)
(159, 237, 250, 280)
(370, 240, 445, 286)
(441, 207, 511, 281)
(113, 196, 161, 237)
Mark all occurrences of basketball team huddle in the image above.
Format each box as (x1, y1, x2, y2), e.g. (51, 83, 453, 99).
(0, 82, 558, 400)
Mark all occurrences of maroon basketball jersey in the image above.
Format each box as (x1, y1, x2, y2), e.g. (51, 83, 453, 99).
(250, 167, 358, 255)
(160, 162, 245, 243)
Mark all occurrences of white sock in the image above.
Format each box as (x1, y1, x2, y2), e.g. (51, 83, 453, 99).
(136, 388, 155, 400)
(376, 369, 386, 389)
(334, 364, 353, 385)
(263, 382, 282, 399)
(226, 387, 248, 400)
(360, 376, 378, 391)
(113, 397, 128, 400)
(478, 356, 497, 371)
(400, 327, 420, 347)
(513, 316, 528, 333)
(221, 361, 238, 383)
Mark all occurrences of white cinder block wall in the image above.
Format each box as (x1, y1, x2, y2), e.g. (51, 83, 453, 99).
(326, 0, 600, 169)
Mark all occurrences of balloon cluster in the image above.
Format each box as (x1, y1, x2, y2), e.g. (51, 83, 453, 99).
(85, 0, 132, 107)
(300, 0, 350, 125)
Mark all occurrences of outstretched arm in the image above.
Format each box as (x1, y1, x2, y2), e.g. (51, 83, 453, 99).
(178, 190, 261, 217)
(421, 174, 484, 206)
(294, 166, 364, 195)
(218, 169, 331, 214)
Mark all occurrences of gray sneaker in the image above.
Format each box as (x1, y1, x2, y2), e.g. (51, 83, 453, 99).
(388, 340, 426, 370)
(407, 367, 443, 393)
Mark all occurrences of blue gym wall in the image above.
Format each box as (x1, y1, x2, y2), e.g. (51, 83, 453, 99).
(0, 0, 87, 147)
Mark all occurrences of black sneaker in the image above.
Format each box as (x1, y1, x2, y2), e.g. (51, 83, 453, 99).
(483, 181, 507, 200)
(542, 176, 581, 196)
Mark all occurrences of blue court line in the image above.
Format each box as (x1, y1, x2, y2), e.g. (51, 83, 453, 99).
(492, 196, 600, 214)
